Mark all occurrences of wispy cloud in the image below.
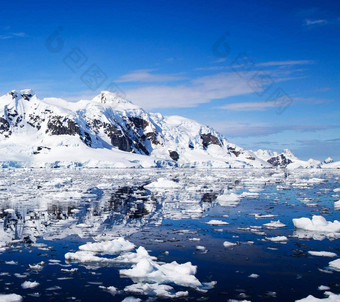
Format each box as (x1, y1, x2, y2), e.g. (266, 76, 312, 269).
(116, 69, 186, 83)
(209, 121, 340, 137)
(125, 72, 256, 109)
(218, 101, 285, 111)
(0, 32, 26, 40)
(195, 66, 227, 71)
(218, 96, 332, 112)
(304, 19, 328, 26)
(256, 60, 315, 67)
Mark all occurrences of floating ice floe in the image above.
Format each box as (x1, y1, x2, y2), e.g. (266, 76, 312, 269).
(124, 282, 188, 298)
(21, 281, 39, 289)
(5, 261, 18, 265)
(265, 236, 288, 242)
(79, 238, 135, 254)
(333, 188, 340, 192)
(145, 178, 180, 189)
(318, 286, 331, 291)
(292, 216, 340, 233)
(295, 291, 340, 301)
(99, 285, 117, 295)
(121, 297, 141, 302)
(0, 293, 23, 302)
(196, 245, 206, 249)
(216, 193, 240, 207)
(112, 246, 157, 264)
(120, 258, 201, 288)
(308, 251, 337, 258)
(334, 200, 340, 210)
(251, 213, 277, 219)
(29, 261, 45, 271)
(263, 220, 286, 229)
(328, 259, 340, 272)
(206, 220, 229, 226)
(64, 238, 216, 295)
(248, 273, 259, 278)
(240, 192, 260, 199)
(61, 268, 78, 273)
(223, 241, 237, 247)
(119, 249, 216, 292)
(65, 250, 114, 263)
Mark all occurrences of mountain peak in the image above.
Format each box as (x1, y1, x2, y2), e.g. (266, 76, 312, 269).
(92, 91, 141, 111)
(9, 89, 36, 101)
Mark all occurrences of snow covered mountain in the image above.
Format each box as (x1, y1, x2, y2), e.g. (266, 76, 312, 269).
(253, 149, 339, 169)
(0, 89, 338, 169)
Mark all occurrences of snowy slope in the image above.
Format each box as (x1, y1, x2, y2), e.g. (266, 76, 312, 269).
(0, 89, 338, 169)
(0, 89, 271, 168)
(254, 149, 340, 169)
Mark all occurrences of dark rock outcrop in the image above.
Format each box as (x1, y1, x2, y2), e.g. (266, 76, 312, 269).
(129, 117, 149, 130)
(104, 124, 132, 152)
(201, 133, 222, 150)
(0, 117, 10, 136)
(228, 147, 241, 157)
(169, 150, 179, 161)
(267, 154, 292, 167)
(46, 116, 81, 136)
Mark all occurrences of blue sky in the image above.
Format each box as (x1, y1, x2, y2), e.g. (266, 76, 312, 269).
(0, 0, 339, 160)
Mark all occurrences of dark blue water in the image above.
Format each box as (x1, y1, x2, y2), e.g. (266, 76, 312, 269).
(0, 169, 339, 301)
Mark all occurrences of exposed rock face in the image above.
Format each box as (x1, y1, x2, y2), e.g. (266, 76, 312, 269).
(104, 124, 132, 152)
(169, 150, 179, 161)
(0, 117, 10, 136)
(144, 132, 160, 145)
(228, 147, 241, 157)
(267, 154, 292, 167)
(46, 116, 81, 136)
(129, 117, 149, 130)
(201, 133, 222, 150)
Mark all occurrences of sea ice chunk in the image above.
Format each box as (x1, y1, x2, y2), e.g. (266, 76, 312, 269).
(124, 283, 188, 298)
(65, 250, 113, 263)
(265, 236, 288, 242)
(328, 259, 340, 272)
(263, 220, 286, 229)
(0, 294, 23, 302)
(308, 251, 337, 258)
(113, 246, 157, 263)
(21, 281, 39, 289)
(295, 291, 340, 301)
(217, 193, 240, 206)
(145, 178, 180, 189)
(121, 297, 141, 302)
(223, 241, 237, 247)
(79, 237, 135, 254)
(120, 258, 202, 288)
(206, 220, 229, 226)
(293, 216, 340, 233)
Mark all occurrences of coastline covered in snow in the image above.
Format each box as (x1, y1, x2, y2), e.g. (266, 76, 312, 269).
(0, 89, 338, 169)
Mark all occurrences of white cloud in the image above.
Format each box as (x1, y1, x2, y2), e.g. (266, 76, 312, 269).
(256, 60, 314, 67)
(304, 19, 328, 26)
(116, 69, 186, 83)
(125, 72, 256, 109)
(0, 32, 26, 40)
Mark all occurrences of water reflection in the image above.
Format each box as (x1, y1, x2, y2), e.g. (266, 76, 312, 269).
(0, 168, 339, 247)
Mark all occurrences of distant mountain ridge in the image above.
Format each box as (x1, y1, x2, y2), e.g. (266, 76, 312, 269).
(0, 89, 338, 169)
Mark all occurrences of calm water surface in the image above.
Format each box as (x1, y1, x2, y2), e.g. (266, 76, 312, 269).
(0, 168, 339, 301)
